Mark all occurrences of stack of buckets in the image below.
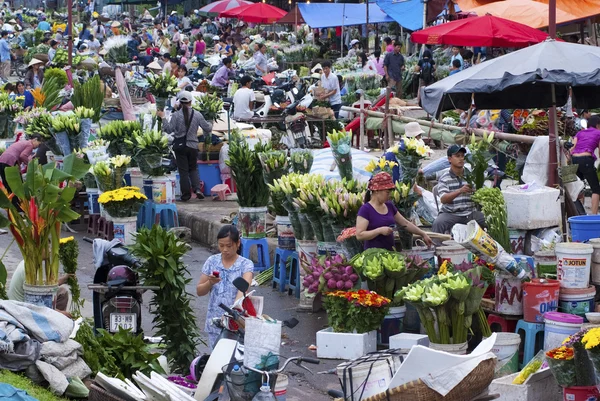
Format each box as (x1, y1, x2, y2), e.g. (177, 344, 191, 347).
(136, 170, 178, 234)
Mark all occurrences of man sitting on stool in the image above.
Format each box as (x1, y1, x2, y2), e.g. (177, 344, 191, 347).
(432, 145, 486, 234)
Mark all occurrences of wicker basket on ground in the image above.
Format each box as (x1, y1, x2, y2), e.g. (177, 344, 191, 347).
(88, 383, 128, 401)
(361, 358, 496, 401)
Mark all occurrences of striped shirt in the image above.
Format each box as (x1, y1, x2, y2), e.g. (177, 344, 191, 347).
(437, 169, 475, 216)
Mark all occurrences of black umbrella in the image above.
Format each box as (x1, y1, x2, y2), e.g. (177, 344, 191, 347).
(421, 39, 600, 116)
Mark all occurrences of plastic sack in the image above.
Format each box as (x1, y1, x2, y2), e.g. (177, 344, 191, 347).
(416, 187, 438, 225)
(74, 118, 92, 150)
(530, 227, 562, 253)
(219, 144, 230, 175)
(513, 350, 545, 384)
(452, 221, 526, 279)
(53, 131, 71, 156)
(522, 136, 583, 202)
(546, 356, 576, 387)
(243, 318, 281, 369)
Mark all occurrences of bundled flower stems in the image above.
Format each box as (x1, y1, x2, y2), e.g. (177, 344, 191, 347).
(327, 129, 353, 181)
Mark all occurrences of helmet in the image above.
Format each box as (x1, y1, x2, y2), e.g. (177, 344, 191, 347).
(107, 265, 136, 286)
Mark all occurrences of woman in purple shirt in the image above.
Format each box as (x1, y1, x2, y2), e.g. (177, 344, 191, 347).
(571, 115, 600, 214)
(356, 172, 433, 250)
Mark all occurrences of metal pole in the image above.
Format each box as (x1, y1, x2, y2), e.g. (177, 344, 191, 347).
(341, 2, 345, 57)
(547, 0, 558, 186)
(422, 0, 427, 30)
(365, 1, 369, 53)
(67, 0, 73, 86)
(359, 93, 365, 150)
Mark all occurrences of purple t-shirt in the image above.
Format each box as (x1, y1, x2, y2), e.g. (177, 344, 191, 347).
(357, 201, 398, 251)
(573, 128, 600, 159)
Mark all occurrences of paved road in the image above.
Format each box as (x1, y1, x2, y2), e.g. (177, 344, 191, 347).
(0, 229, 340, 401)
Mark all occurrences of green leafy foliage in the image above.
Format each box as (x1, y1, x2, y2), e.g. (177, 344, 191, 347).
(96, 327, 164, 379)
(71, 75, 104, 123)
(73, 319, 122, 378)
(472, 187, 511, 251)
(44, 68, 68, 89)
(58, 238, 83, 317)
(129, 225, 201, 373)
(226, 131, 271, 207)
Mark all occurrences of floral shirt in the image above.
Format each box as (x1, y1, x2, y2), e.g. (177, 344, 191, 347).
(201, 254, 254, 347)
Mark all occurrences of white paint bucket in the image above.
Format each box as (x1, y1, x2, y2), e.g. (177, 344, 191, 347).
(491, 333, 521, 378)
(436, 245, 470, 265)
(429, 341, 468, 355)
(495, 271, 523, 315)
(112, 216, 138, 245)
(275, 215, 295, 250)
(152, 176, 175, 204)
(556, 242, 593, 289)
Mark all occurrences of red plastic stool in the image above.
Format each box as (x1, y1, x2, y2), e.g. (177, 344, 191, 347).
(488, 313, 518, 333)
(87, 214, 101, 235)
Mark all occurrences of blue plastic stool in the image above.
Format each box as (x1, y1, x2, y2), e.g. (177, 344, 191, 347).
(137, 200, 154, 229)
(153, 203, 179, 229)
(287, 252, 301, 298)
(515, 320, 545, 368)
(240, 238, 270, 272)
(272, 248, 295, 292)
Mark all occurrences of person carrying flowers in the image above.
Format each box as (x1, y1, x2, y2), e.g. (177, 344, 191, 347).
(356, 172, 432, 251)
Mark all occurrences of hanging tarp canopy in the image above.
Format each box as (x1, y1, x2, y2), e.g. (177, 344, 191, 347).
(296, 3, 393, 29)
(278, 5, 305, 25)
(465, 0, 579, 29)
(376, 0, 447, 31)
(455, 0, 600, 22)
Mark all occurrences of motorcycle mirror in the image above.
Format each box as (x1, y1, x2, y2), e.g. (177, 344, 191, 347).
(233, 277, 249, 293)
(292, 88, 299, 95)
(273, 103, 280, 108)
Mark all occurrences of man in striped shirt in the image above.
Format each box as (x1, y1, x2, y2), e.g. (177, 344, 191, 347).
(432, 145, 486, 234)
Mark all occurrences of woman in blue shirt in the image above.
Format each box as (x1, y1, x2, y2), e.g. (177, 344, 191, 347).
(15, 81, 34, 110)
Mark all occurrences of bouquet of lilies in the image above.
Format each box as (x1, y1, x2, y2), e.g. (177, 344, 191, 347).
(290, 149, 313, 174)
(327, 129, 353, 181)
(258, 150, 289, 185)
(391, 180, 421, 219)
(146, 72, 180, 99)
(396, 264, 489, 345)
(365, 157, 397, 175)
(272, 173, 311, 240)
(319, 178, 366, 233)
(389, 136, 431, 183)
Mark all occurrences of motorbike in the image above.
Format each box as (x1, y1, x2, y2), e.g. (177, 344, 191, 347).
(84, 237, 158, 335)
(192, 277, 299, 401)
(281, 101, 313, 149)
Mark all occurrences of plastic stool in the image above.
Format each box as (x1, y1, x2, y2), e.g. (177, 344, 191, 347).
(98, 217, 114, 240)
(240, 238, 271, 272)
(87, 214, 101, 235)
(272, 248, 295, 292)
(488, 313, 518, 333)
(137, 200, 154, 229)
(287, 252, 301, 298)
(515, 320, 545, 368)
(210, 184, 231, 201)
(153, 203, 179, 229)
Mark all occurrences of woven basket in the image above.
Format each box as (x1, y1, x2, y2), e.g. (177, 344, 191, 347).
(361, 358, 496, 401)
(88, 383, 128, 401)
(558, 164, 579, 183)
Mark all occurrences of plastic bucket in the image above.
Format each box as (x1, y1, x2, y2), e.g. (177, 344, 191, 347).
(559, 286, 596, 319)
(568, 215, 600, 242)
(522, 279, 560, 323)
(238, 207, 267, 239)
(317, 241, 343, 257)
(87, 188, 100, 215)
(274, 374, 288, 401)
(495, 271, 523, 315)
(436, 245, 470, 265)
(168, 172, 181, 197)
(543, 311, 583, 351)
(589, 239, 600, 284)
(129, 167, 143, 190)
(152, 176, 175, 204)
(563, 386, 600, 401)
(491, 333, 521, 378)
(336, 354, 399, 401)
(509, 229, 526, 255)
(275, 215, 296, 250)
(402, 246, 436, 269)
(23, 284, 58, 309)
(429, 341, 468, 355)
(112, 216, 138, 245)
(534, 250, 557, 279)
(378, 306, 406, 347)
(556, 242, 593, 289)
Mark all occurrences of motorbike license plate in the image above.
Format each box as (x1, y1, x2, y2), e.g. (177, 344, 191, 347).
(110, 313, 137, 333)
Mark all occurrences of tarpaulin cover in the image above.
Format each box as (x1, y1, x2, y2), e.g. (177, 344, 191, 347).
(420, 40, 600, 116)
(465, 0, 579, 28)
(376, 0, 447, 31)
(297, 3, 393, 29)
(278, 5, 305, 25)
(455, 0, 600, 26)
(410, 15, 552, 47)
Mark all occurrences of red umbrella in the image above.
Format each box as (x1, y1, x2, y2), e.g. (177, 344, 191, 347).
(199, 0, 253, 15)
(410, 15, 552, 48)
(220, 3, 286, 24)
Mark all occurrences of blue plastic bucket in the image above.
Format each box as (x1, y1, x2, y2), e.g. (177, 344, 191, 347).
(569, 215, 600, 242)
(197, 161, 222, 196)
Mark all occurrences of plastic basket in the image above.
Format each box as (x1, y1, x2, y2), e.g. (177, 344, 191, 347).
(222, 362, 278, 401)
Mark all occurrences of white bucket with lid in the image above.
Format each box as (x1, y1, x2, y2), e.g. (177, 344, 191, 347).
(490, 333, 521, 378)
(556, 242, 593, 289)
(336, 353, 400, 401)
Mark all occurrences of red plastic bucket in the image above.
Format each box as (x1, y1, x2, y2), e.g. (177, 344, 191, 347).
(522, 278, 560, 323)
(563, 385, 600, 401)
